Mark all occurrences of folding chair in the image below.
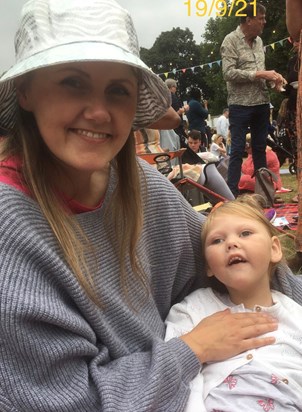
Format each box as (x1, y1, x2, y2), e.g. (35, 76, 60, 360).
(138, 148, 228, 206)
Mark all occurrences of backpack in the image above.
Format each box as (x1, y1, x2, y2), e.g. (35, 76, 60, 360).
(254, 167, 278, 207)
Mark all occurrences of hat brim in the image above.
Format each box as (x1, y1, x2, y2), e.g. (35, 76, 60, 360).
(0, 42, 170, 130)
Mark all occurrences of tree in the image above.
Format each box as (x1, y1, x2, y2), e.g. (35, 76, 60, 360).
(140, 0, 292, 116)
(140, 27, 204, 102)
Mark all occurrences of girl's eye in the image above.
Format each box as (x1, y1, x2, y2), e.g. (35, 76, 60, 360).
(211, 238, 223, 245)
(241, 230, 252, 237)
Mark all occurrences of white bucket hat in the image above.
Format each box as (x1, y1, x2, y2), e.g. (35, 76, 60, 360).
(0, 0, 171, 131)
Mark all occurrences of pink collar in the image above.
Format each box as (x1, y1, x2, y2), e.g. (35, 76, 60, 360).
(0, 157, 104, 214)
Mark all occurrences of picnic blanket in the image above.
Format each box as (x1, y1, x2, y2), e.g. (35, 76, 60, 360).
(272, 203, 298, 230)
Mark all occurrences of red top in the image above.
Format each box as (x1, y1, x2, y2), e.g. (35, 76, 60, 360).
(0, 157, 103, 214)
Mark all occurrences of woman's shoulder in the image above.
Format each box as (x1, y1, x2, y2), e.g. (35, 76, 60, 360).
(138, 158, 179, 191)
(0, 183, 43, 234)
(0, 157, 30, 195)
(137, 158, 204, 224)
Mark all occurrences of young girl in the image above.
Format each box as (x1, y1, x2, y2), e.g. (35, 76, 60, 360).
(0, 1, 301, 411)
(166, 196, 302, 411)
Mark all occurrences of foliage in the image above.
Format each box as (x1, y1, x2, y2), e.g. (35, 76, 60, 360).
(140, 0, 293, 117)
(140, 27, 202, 100)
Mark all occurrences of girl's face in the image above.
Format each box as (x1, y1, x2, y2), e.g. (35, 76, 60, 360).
(204, 214, 282, 302)
(18, 62, 138, 176)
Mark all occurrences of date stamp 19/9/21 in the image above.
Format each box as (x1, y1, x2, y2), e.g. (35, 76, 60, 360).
(184, 0, 257, 17)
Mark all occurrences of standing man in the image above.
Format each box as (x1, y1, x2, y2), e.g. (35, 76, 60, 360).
(221, 3, 286, 196)
(186, 88, 209, 147)
(216, 108, 229, 142)
(165, 78, 188, 147)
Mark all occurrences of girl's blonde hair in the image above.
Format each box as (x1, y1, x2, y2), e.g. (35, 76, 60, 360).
(1, 103, 147, 307)
(201, 195, 286, 292)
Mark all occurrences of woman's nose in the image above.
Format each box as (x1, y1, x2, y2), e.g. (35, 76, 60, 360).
(84, 97, 111, 122)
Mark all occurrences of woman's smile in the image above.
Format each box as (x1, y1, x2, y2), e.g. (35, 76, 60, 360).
(18, 61, 138, 181)
(69, 128, 112, 141)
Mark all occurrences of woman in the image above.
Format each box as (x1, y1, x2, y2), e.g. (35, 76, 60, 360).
(0, 1, 301, 411)
(239, 134, 282, 194)
(210, 134, 227, 159)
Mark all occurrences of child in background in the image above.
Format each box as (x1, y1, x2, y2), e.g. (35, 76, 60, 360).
(166, 196, 302, 411)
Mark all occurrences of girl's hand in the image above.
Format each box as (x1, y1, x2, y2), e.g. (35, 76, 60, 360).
(180, 309, 278, 363)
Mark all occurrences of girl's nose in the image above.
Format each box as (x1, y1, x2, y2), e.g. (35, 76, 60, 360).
(226, 237, 239, 250)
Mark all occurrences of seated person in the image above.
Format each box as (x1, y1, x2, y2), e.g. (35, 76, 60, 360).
(239, 134, 282, 193)
(165, 196, 302, 411)
(135, 128, 234, 202)
(210, 134, 228, 159)
(182, 130, 217, 165)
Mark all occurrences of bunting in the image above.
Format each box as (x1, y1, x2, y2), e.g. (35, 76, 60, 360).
(156, 37, 291, 78)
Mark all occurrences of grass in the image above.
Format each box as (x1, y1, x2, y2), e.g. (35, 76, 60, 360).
(278, 169, 298, 203)
(276, 167, 301, 273)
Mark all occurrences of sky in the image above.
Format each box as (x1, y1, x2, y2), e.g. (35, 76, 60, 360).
(0, 0, 210, 74)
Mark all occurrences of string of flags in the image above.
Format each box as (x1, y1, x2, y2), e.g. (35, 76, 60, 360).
(157, 37, 291, 78)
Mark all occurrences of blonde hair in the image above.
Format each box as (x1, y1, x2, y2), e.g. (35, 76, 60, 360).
(201, 195, 286, 291)
(211, 134, 222, 144)
(1, 104, 147, 307)
(278, 98, 289, 119)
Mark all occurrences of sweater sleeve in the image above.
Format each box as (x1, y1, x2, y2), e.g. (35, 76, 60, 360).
(0, 181, 203, 412)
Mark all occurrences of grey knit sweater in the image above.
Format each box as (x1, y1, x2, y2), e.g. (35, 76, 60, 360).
(0, 161, 301, 411)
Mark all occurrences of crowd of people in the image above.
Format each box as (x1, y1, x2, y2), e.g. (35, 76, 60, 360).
(0, 0, 301, 411)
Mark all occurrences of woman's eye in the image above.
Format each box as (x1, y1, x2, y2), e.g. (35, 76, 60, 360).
(60, 77, 84, 89)
(108, 85, 130, 97)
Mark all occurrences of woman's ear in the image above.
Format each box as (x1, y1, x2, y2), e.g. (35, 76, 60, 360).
(270, 236, 283, 263)
(15, 77, 32, 111)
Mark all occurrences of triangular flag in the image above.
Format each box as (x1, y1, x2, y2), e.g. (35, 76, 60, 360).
(172, 68, 177, 74)
(208, 63, 212, 68)
(182, 68, 186, 73)
(164, 72, 169, 78)
(191, 67, 195, 73)
(271, 43, 275, 50)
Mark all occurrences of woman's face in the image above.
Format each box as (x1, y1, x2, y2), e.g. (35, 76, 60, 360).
(18, 62, 138, 175)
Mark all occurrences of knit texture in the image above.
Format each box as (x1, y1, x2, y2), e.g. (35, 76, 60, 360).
(0, 160, 301, 411)
(0, 161, 204, 411)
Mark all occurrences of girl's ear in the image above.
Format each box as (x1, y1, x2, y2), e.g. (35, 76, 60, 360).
(207, 268, 215, 278)
(270, 236, 283, 263)
(15, 77, 32, 111)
